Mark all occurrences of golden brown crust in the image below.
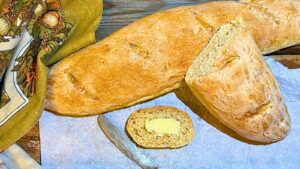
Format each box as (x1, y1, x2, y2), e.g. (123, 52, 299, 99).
(185, 19, 290, 143)
(175, 81, 268, 145)
(126, 106, 195, 149)
(45, 0, 300, 116)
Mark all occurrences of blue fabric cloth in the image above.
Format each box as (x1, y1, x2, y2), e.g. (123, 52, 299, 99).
(40, 58, 300, 169)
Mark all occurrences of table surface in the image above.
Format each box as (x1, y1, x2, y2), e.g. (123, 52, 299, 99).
(17, 0, 300, 164)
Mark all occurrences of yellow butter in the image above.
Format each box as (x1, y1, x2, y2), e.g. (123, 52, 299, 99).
(145, 118, 181, 136)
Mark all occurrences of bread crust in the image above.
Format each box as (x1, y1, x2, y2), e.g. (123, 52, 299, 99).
(45, 0, 300, 116)
(185, 19, 290, 143)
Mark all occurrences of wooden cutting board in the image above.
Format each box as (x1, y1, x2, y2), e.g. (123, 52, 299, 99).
(18, 0, 300, 164)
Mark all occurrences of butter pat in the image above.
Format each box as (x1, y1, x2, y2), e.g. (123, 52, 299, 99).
(145, 118, 181, 136)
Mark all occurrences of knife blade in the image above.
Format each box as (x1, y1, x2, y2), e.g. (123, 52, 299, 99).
(97, 114, 159, 169)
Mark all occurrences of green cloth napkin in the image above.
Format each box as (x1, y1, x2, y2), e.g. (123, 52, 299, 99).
(0, 0, 103, 152)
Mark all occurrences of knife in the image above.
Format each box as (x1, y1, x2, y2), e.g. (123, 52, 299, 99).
(97, 114, 159, 169)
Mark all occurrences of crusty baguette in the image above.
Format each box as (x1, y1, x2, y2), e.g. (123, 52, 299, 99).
(45, 0, 300, 116)
(185, 18, 290, 143)
(126, 106, 195, 149)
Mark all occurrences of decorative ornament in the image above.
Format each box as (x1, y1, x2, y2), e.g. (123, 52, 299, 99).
(42, 11, 60, 29)
(0, 16, 11, 36)
(34, 2, 47, 17)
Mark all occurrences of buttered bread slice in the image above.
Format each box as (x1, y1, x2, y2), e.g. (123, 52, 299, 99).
(126, 106, 195, 149)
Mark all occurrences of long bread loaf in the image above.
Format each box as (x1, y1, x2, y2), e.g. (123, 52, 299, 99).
(45, 0, 300, 116)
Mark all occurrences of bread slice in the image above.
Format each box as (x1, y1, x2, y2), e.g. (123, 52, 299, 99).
(185, 18, 290, 143)
(126, 106, 195, 149)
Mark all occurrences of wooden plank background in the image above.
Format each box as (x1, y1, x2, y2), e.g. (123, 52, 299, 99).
(18, 0, 300, 164)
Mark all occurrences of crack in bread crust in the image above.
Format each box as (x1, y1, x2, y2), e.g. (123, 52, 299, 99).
(191, 11, 215, 32)
(129, 43, 150, 59)
(65, 69, 100, 101)
(235, 101, 270, 121)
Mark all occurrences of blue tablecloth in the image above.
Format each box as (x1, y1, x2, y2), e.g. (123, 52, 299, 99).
(40, 58, 300, 169)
